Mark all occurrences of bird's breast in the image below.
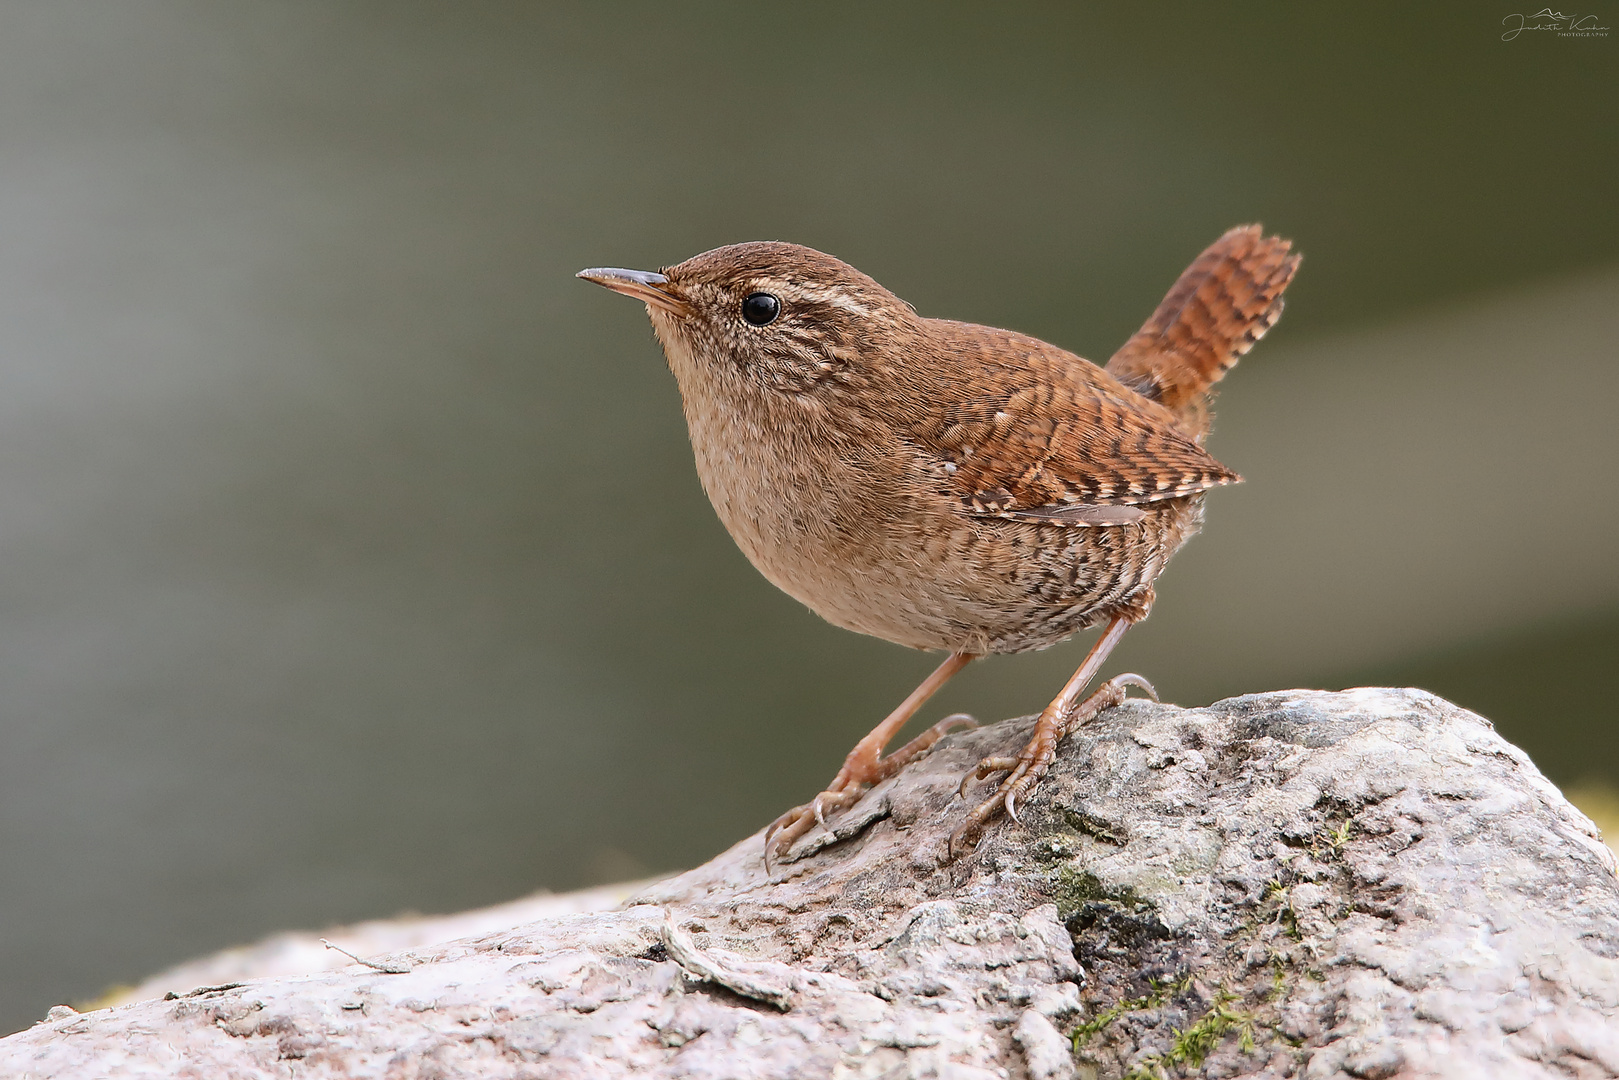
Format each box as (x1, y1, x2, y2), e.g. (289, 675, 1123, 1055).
(658, 326, 1203, 654)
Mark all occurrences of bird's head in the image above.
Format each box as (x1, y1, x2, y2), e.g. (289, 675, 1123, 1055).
(579, 242, 915, 395)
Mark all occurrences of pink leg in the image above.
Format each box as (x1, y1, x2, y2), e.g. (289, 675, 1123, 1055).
(949, 616, 1155, 856)
(765, 650, 977, 868)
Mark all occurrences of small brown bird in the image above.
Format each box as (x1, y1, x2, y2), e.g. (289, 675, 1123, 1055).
(579, 225, 1299, 865)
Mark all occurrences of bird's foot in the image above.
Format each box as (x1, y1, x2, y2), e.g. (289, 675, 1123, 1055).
(764, 712, 976, 870)
(949, 674, 1156, 857)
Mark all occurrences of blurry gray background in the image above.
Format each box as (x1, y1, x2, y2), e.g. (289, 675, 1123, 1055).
(1, 2, 1615, 1033)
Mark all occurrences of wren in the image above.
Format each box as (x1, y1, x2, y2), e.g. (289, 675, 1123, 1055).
(579, 225, 1299, 865)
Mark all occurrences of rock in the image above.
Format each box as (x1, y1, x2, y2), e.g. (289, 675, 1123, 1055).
(4, 688, 1616, 1079)
(107, 878, 660, 1003)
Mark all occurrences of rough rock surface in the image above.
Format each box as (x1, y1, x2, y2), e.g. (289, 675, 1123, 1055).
(5, 688, 1617, 1079)
(104, 879, 663, 1006)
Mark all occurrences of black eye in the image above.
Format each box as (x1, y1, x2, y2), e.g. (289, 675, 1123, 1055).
(741, 292, 781, 326)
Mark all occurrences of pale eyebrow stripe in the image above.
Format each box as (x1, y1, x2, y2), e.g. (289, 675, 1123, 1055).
(754, 279, 875, 319)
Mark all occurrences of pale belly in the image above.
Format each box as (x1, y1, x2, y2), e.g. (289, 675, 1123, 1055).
(697, 439, 1204, 655)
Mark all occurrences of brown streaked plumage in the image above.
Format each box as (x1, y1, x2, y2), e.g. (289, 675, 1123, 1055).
(578, 224, 1300, 865)
(1108, 224, 1298, 441)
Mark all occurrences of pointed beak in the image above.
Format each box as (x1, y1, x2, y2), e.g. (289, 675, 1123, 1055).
(576, 267, 690, 317)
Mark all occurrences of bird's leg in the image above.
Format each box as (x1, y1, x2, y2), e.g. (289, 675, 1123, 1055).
(766, 650, 977, 867)
(950, 615, 1156, 856)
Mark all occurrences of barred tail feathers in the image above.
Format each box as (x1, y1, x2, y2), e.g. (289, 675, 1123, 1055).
(1106, 224, 1299, 439)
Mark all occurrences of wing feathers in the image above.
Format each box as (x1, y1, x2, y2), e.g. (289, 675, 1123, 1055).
(902, 225, 1296, 529)
(909, 324, 1240, 526)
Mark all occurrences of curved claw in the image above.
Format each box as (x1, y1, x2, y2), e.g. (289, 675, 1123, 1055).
(764, 810, 792, 851)
(1112, 673, 1159, 702)
(934, 712, 978, 735)
(1004, 787, 1021, 825)
(948, 820, 979, 860)
(948, 786, 1005, 858)
(764, 786, 869, 872)
(762, 801, 819, 874)
(762, 818, 785, 875)
(958, 756, 1018, 799)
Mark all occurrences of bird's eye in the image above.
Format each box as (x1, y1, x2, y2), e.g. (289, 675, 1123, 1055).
(741, 292, 781, 326)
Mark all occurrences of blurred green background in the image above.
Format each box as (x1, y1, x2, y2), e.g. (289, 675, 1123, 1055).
(0, 2, 1614, 1034)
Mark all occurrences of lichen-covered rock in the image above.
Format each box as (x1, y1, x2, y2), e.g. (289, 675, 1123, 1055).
(5, 689, 1616, 1078)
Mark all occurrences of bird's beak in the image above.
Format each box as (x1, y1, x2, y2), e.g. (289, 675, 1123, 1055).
(576, 267, 690, 317)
